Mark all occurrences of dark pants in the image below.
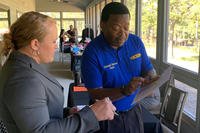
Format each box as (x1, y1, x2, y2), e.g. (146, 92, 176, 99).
(95, 104, 144, 133)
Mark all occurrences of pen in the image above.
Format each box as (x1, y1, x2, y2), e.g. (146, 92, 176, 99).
(96, 97, 119, 116)
(105, 97, 119, 116)
(114, 111, 119, 116)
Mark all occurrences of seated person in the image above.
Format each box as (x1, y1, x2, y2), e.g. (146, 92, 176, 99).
(81, 2, 159, 133)
(80, 27, 94, 43)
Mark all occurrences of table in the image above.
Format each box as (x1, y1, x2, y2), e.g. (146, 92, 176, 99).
(142, 106, 163, 133)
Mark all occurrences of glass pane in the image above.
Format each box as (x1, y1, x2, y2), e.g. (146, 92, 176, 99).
(175, 80, 197, 120)
(0, 12, 8, 18)
(168, 0, 200, 72)
(141, 0, 158, 58)
(63, 12, 84, 19)
(40, 12, 60, 18)
(76, 20, 85, 37)
(126, 0, 136, 33)
(0, 21, 9, 41)
(62, 20, 74, 32)
(0, 21, 8, 29)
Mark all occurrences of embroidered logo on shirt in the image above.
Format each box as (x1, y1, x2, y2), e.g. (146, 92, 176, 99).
(104, 62, 118, 69)
(130, 53, 141, 60)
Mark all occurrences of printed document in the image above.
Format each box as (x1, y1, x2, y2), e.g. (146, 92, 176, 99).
(132, 65, 173, 104)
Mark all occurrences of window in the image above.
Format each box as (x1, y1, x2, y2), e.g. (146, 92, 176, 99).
(126, 0, 136, 34)
(40, 12, 60, 19)
(62, 12, 85, 39)
(76, 20, 85, 37)
(167, 0, 200, 72)
(141, 0, 158, 58)
(63, 12, 84, 19)
(0, 11, 9, 41)
(62, 20, 74, 32)
(175, 80, 197, 120)
(40, 12, 61, 38)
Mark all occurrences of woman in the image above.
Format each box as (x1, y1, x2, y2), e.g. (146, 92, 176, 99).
(59, 28, 65, 52)
(0, 11, 116, 133)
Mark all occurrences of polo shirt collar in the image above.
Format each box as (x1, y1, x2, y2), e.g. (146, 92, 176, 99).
(99, 33, 127, 52)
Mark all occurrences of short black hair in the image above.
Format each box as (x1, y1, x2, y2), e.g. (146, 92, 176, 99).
(101, 2, 130, 22)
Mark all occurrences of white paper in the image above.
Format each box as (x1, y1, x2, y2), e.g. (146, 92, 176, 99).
(132, 65, 173, 104)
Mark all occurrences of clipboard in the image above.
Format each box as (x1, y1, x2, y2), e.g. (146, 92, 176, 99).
(132, 65, 173, 104)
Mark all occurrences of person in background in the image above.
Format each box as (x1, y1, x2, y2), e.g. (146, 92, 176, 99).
(73, 27, 78, 44)
(66, 25, 75, 43)
(0, 11, 116, 133)
(59, 28, 65, 52)
(81, 2, 158, 133)
(80, 27, 94, 43)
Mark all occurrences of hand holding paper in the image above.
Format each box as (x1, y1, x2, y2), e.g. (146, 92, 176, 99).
(132, 65, 173, 104)
(121, 77, 145, 95)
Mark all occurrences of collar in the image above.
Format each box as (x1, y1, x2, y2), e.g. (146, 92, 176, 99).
(99, 33, 127, 52)
(9, 51, 62, 88)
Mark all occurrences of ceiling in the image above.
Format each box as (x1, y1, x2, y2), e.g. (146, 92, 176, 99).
(53, 0, 93, 10)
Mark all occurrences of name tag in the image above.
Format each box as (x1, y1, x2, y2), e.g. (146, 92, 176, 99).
(104, 62, 118, 69)
(130, 53, 141, 60)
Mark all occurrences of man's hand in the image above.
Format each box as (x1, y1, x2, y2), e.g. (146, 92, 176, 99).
(143, 75, 159, 86)
(121, 77, 145, 95)
(90, 97, 116, 121)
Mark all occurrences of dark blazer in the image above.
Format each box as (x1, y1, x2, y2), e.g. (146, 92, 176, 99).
(0, 51, 99, 133)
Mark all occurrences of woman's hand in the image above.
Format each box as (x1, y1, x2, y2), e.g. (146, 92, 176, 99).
(68, 107, 80, 115)
(90, 97, 116, 121)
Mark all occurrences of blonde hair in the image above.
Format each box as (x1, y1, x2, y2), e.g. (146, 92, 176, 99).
(1, 11, 55, 55)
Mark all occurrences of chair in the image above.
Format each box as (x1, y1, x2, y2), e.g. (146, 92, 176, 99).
(0, 120, 8, 133)
(160, 74, 175, 103)
(141, 74, 175, 115)
(67, 83, 90, 107)
(159, 85, 188, 133)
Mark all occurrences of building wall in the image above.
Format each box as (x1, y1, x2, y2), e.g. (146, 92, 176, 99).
(0, 0, 35, 24)
(35, 0, 83, 12)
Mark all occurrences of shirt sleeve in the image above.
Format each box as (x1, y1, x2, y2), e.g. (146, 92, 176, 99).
(81, 47, 103, 89)
(137, 37, 154, 74)
(3, 74, 99, 133)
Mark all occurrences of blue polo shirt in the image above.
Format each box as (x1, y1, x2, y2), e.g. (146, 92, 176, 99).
(81, 33, 153, 111)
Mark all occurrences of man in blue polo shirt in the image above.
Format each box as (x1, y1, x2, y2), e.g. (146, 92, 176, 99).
(81, 2, 158, 133)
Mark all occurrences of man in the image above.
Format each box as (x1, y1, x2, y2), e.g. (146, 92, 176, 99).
(66, 25, 75, 43)
(81, 2, 158, 133)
